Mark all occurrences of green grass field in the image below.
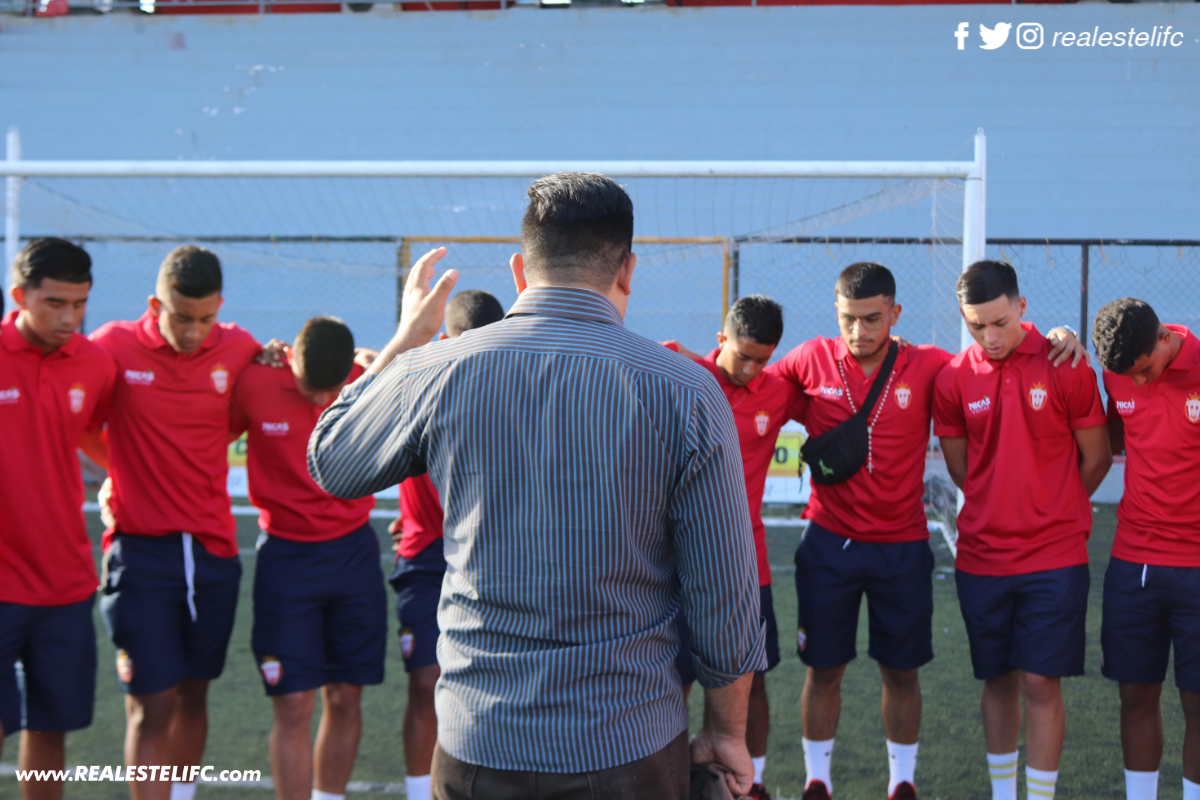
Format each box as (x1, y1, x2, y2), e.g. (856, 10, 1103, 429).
(0, 503, 1183, 799)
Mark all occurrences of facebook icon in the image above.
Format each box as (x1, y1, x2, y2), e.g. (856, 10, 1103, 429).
(955, 22, 970, 50)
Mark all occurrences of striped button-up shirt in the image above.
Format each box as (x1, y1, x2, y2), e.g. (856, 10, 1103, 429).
(308, 286, 765, 773)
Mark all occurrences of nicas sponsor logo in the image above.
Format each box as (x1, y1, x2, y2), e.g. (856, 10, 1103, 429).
(0, 386, 19, 405)
(1115, 399, 1136, 417)
(261, 421, 290, 436)
(125, 369, 155, 386)
(819, 386, 844, 399)
(967, 395, 992, 416)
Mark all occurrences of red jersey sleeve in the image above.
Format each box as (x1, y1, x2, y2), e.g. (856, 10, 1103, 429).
(784, 380, 809, 425)
(1060, 363, 1108, 431)
(765, 341, 807, 390)
(86, 353, 117, 432)
(933, 361, 966, 438)
(228, 371, 251, 439)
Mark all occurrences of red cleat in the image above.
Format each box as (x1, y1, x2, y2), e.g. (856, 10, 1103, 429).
(747, 783, 773, 800)
(802, 781, 832, 800)
(889, 782, 918, 800)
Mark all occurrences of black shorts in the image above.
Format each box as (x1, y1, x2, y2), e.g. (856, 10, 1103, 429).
(100, 532, 242, 696)
(0, 597, 96, 734)
(674, 584, 779, 685)
(1102, 558, 1200, 691)
(252, 523, 387, 696)
(388, 542, 446, 673)
(956, 564, 1089, 681)
(793, 522, 934, 671)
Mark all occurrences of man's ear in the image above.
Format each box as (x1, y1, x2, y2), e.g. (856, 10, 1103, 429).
(147, 295, 162, 317)
(614, 252, 637, 297)
(11, 286, 26, 310)
(716, 330, 728, 348)
(890, 302, 902, 326)
(438, 332, 449, 341)
(510, 253, 528, 295)
(1017, 296, 1028, 317)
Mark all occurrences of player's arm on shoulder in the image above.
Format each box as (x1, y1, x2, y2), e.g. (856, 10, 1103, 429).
(932, 362, 967, 489)
(1105, 394, 1125, 456)
(661, 340, 701, 361)
(228, 372, 251, 441)
(1046, 326, 1090, 368)
(1073, 424, 1113, 496)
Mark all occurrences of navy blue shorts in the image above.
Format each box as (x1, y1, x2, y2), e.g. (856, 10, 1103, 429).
(675, 584, 779, 685)
(956, 564, 1089, 681)
(0, 597, 96, 735)
(1101, 558, 1200, 691)
(100, 533, 242, 696)
(388, 541, 446, 673)
(252, 523, 387, 696)
(793, 522, 934, 671)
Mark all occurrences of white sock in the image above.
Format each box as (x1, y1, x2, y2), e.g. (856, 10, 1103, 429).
(170, 783, 197, 800)
(986, 751, 1018, 800)
(1184, 776, 1200, 800)
(405, 775, 432, 800)
(1026, 765, 1058, 799)
(751, 756, 766, 786)
(802, 737, 834, 792)
(887, 740, 918, 795)
(1124, 769, 1158, 800)
(310, 791, 345, 800)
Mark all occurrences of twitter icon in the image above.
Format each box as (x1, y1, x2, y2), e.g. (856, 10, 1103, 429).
(979, 22, 1011, 49)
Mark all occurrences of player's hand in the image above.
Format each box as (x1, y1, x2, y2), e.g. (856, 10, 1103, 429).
(690, 728, 754, 797)
(399, 248, 459, 350)
(1047, 327, 1090, 368)
(98, 477, 116, 530)
(388, 516, 403, 553)
(354, 348, 379, 369)
(891, 334, 914, 348)
(662, 340, 701, 361)
(257, 339, 289, 368)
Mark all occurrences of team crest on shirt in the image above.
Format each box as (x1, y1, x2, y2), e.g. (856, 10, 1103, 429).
(260, 656, 283, 686)
(754, 410, 770, 437)
(69, 384, 86, 414)
(1115, 399, 1136, 416)
(0, 386, 19, 405)
(895, 383, 912, 410)
(399, 627, 415, 659)
(1187, 394, 1200, 424)
(116, 650, 134, 683)
(211, 364, 229, 395)
(796, 628, 807, 652)
(261, 421, 290, 436)
(1028, 382, 1049, 412)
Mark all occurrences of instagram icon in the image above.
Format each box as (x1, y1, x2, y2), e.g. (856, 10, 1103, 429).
(1017, 22, 1044, 49)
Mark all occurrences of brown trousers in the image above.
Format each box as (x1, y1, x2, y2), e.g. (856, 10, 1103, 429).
(431, 730, 689, 800)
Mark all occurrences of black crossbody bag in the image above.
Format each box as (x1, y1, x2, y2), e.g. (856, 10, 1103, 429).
(800, 341, 898, 486)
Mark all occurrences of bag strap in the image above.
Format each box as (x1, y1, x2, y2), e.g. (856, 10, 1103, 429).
(857, 340, 899, 419)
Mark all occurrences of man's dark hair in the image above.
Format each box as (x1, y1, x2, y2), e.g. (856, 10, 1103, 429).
(157, 245, 223, 299)
(521, 172, 634, 290)
(294, 316, 356, 390)
(12, 238, 93, 291)
(957, 260, 1020, 306)
(835, 262, 895, 302)
(725, 294, 784, 347)
(446, 290, 504, 338)
(1093, 297, 1162, 374)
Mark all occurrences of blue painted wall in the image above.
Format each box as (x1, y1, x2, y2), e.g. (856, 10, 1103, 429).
(1, 6, 1197, 350)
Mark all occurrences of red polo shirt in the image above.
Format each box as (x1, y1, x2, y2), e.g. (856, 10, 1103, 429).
(230, 360, 373, 542)
(767, 338, 952, 543)
(90, 311, 260, 558)
(0, 311, 116, 605)
(396, 474, 444, 561)
(933, 322, 1107, 576)
(693, 349, 806, 585)
(1105, 325, 1200, 567)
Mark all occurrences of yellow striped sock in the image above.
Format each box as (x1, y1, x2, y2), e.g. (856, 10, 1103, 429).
(1026, 766, 1058, 799)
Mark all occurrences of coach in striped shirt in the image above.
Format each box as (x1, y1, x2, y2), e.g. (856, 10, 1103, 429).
(309, 172, 766, 799)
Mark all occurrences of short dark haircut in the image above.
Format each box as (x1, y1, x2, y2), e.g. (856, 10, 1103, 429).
(521, 172, 634, 290)
(835, 262, 895, 302)
(725, 294, 784, 347)
(12, 237, 93, 291)
(1093, 297, 1162, 374)
(446, 290, 504, 338)
(293, 316, 356, 390)
(157, 245, 223, 299)
(956, 260, 1020, 306)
